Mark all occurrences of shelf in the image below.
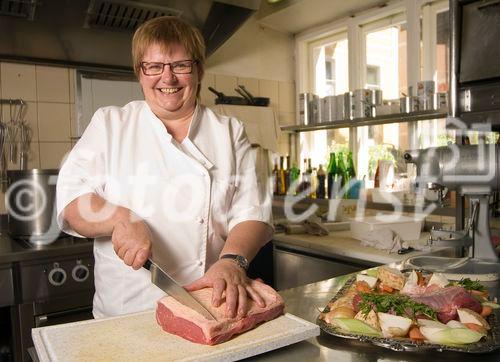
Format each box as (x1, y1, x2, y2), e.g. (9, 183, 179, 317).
(281, 110, 448, 132)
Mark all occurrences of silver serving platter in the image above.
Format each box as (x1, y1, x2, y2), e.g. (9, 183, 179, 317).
(317, 276, 500, 353)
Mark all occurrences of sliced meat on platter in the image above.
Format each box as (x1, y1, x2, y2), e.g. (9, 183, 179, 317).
(407, 286, 482, 323)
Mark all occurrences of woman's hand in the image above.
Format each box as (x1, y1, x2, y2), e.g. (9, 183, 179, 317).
(111, 220, 152, 270)
(184, 259, 266, 318)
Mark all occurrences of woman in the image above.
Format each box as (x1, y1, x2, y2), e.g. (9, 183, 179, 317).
(56, 16, 273, 319)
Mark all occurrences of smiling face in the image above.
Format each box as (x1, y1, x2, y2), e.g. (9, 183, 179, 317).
(139, 42, 200, 122)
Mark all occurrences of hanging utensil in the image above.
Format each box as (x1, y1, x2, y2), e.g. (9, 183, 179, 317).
(8, 100, 20, 164)
(234, 87, 254, 105)
(207, 86, 248, 105)
(19, 122, 32, 170)
(0, 102, 6, 189)
(237, 85, 270, 107)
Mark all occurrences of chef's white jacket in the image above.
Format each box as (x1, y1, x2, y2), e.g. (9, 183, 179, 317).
(56, 101, 272, 318)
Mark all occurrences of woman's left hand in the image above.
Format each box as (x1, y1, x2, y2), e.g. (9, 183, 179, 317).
(184, 259, 266, 318)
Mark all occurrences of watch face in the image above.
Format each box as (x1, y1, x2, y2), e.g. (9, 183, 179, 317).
(236, 255, 249, 269)
(221, 254, 248, 270)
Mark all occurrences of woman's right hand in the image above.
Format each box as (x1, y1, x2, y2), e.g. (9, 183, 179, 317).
(111, 220, 152, 270)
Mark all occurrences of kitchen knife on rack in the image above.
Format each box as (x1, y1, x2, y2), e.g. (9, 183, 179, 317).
(143, 259, 216, 320)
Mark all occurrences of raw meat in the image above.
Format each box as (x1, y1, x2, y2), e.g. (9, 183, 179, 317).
(156, 280, 285, 345)
(408, 286, 482, 323)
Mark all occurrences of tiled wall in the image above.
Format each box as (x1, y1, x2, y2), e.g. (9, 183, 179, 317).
(200, 72, 295, 156)
(0, 62, 75, 171)
(0, 61, 296, 213)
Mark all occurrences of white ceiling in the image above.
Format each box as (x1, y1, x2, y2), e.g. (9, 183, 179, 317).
(257, 0, 388, 34)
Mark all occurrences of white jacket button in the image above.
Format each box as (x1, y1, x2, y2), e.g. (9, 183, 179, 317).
(197, 217, 204, 224)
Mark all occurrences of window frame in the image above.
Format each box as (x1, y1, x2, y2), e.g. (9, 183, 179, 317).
(307, 31, 348, 97)
(295, 0, 448, 177)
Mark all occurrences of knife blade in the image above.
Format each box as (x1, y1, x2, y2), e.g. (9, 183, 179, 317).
(143, 259, 216, 320)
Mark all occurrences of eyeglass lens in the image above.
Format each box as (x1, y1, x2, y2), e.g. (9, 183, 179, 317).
(141, 60, 195, 75)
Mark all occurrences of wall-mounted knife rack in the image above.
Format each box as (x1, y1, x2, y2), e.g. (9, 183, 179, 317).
(0, 98, 24, 104)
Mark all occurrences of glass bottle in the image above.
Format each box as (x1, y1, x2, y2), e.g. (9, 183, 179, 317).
(347, 152, 358, 198)
(326, 152, 337, 199)
(306, 158, 314, 197)
(289, 162, 301, 195)
(374, 160, 380, 188)
(337, 152, 347, 189)
(284, 155, 291, 194)
(316, 164, 326, 199)
(272, 159, 279, 195)
(310, 166, 317, 199)
(299, 158, 311, 195)
(278, 156, 286, 195)
(347, 152, 356, 179)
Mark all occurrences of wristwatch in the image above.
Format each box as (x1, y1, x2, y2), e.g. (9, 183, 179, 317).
(219, 254, 249, 271)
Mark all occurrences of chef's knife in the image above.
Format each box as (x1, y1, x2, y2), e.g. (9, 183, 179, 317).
(143, 259, 216, 320)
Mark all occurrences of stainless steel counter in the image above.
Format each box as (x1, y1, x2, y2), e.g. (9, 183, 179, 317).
(253, 265, 500, 361)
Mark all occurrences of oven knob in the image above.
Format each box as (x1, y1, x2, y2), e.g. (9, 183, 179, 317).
(72, 264, 89, 282)
(48, 268, 67, 286)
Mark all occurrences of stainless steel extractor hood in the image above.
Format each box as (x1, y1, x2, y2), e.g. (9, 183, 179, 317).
(0, 0, 260, 71)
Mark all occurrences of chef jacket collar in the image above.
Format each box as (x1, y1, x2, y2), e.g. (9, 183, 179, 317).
(144, 102, 213, 170)
(183, 103, 214, 170)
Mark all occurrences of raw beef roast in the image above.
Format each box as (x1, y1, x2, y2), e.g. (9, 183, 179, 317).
(156, 280, 285, 345)
(408, 286, 482, 323)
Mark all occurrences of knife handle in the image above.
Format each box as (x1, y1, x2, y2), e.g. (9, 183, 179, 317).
(143, 259, 152, 270)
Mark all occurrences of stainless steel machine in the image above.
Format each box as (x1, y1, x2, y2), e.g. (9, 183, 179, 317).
(403, 143, 500, 279)
(401, 0, 500, 278)
(404, 144, 499, 264)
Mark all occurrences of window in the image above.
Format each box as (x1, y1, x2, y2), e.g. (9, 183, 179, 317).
(301, 34, 349, 173)
(436, 10, 449, 93)
(364, 17, 407, 98)
(418, 0, 452, 149)
(309, 35, 348, 97)
(296, 0, 455, 190)
(358, 14, 408, 183)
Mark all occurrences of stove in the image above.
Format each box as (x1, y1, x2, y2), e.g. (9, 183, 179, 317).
(13, 233, 91, 251)
(10, 234, 95, 361)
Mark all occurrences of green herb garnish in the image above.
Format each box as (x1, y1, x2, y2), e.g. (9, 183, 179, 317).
(455, 278, 486, 292)
(358, 292, 437, 320)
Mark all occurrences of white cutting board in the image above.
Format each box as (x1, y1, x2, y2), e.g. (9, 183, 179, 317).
(32, 311, 319, 362)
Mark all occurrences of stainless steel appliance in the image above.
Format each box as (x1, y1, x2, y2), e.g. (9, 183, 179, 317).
(404, 144, 500, 278)
(273, 243, 373, 290)
(0, 263, 15, 361)
(0, 0, 261, 70)
(5, 169, 61, 241)
(449, 0, 500, 128)
(10, 236, 94, 362)
(0, 263, 14, 308)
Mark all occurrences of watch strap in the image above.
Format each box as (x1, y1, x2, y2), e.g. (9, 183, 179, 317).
(219, 254, 249, 271)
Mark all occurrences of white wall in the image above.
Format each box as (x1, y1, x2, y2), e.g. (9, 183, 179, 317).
(205, 15, 295, 82)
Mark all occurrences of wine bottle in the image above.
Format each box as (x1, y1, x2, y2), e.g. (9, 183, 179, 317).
(289, 162, 300, 195)
(337, 152, 347, 188)
(272, 159, 279, 195)
(347, 152, 356, 179)
(307, 158, 315, 198)
(316, 164, 326, 199)
(278, 156, 286, 195)
(326, 152, 337, 199)
(284, 155, 291, 193)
